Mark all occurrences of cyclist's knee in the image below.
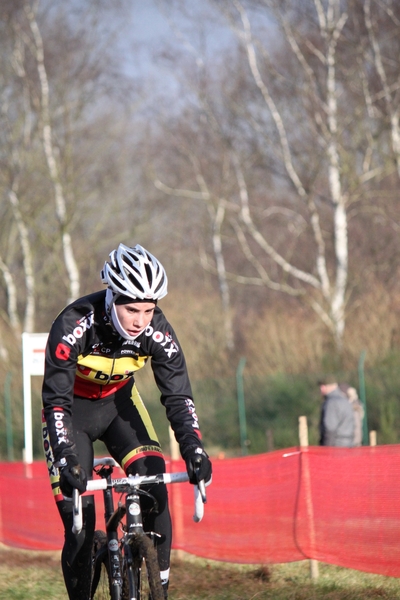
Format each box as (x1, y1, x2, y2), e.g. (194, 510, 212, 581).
(125, 457, 169, 515)
(125, 455, 166, 477)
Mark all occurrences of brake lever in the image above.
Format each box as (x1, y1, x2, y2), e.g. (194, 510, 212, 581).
(72, 488, 82, 534)
(197, 478, 207, 503)
(73, 488, 80, 515)
(194, 460, 207, 503)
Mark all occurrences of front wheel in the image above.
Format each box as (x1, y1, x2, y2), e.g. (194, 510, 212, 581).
(126, 533, 164, 600)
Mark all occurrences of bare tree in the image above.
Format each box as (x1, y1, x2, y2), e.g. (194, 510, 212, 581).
(0, 0, 139, 338)
(153, 0, 400, 350)
(363, 0, 400, 176)
(8, 188, 35, 333)
(0, 257, 20, 337)
(209, 0, 349, 347)
(0, 3, 36, 337)
(23, 1, 80, 303)
(155, 151, 235, 351)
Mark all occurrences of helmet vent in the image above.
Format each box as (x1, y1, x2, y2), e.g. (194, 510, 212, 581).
(144, 263, 153, 286)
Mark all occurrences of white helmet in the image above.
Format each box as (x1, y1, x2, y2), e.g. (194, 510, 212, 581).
(101, 243, 168, 301)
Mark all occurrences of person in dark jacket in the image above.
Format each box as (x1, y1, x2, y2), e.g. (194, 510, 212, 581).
(41, 243, 212, 600)
(318, 375, 355, 447)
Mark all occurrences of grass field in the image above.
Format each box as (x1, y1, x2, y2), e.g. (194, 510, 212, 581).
(2, 545, 400, 599)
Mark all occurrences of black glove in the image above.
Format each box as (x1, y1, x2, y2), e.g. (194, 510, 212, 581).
(58, 455, 87, 497)
(182, 445, 212, 485)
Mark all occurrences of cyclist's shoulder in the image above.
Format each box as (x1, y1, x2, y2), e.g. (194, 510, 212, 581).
(54, 290, 105, 320)
(68, 290, 105, 310)
(147, 306, 177, 336)
(46, 291, 106, 354)
(48, 291, 106, 337)
(151, 305, 168, 324)
(141, 306, 182, 358)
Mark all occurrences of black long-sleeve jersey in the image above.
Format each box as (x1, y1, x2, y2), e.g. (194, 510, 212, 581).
(42, 290, 202, 464)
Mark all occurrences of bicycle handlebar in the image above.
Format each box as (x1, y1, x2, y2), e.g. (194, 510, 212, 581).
(72, 471, 206, 533)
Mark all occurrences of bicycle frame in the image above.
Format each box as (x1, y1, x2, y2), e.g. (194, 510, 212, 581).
(73, 457, 206, 600)
(97, 463, 124, 598)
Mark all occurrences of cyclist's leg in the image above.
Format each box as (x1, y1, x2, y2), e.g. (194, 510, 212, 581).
(42, 404, 96, 600)
(101, 384, 172, 597)
(57, 494, 96, 600)
(125, 454, 172, 593)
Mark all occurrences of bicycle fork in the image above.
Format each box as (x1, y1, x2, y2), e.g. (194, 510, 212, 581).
(124, 491, 144, 600)
(103, 475, 125, 600)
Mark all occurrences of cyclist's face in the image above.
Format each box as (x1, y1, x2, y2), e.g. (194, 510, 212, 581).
(114, 302, 155, 337)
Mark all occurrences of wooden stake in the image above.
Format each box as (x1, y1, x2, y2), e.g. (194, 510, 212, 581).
(298, 416, 319, 580)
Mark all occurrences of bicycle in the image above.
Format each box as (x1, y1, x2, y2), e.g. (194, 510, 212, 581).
(73, 457, 206, 600)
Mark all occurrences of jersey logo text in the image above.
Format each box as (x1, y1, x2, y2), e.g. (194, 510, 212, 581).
(62, 312, 94, 346)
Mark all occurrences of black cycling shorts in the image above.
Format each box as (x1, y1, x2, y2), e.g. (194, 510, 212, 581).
(42, 383, 165, 498)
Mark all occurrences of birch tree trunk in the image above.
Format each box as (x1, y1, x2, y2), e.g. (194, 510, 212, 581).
(24, 2, 80, 303)
(0, 258, 21, 338)
(154, 172, 235, 351)
(8, 188, 35, 333)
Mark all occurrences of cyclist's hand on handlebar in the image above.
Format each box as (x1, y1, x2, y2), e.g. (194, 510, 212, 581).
(182, 445, 212, 485)
(58, 455, 87, 497)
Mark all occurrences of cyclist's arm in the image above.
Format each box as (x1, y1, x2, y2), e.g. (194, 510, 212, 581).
(42, 305, 92, 463)
(145, 315, 204, 452)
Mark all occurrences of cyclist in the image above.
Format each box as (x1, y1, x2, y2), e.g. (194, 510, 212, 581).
(41, 243, 212, 600)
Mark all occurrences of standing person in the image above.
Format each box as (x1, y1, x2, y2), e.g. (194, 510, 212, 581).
(339, 383, 365, 447)
(41, 243, 212, 600)
(347, 386, 365, 446)
(318, 375, 355, 447)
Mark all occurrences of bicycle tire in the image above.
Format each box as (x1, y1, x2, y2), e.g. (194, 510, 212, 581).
(91, 530, 129, 600)
(91, 530, 110, 599)
(127, 532, 164, 600)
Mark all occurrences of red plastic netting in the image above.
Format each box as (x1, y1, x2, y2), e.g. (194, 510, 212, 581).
(1, 445, 400, 576)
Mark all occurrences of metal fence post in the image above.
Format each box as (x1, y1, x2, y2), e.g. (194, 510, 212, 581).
(236, 357, 248, 455)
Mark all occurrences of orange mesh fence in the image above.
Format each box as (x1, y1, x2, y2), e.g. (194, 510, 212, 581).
(1, 446, 400, 576)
